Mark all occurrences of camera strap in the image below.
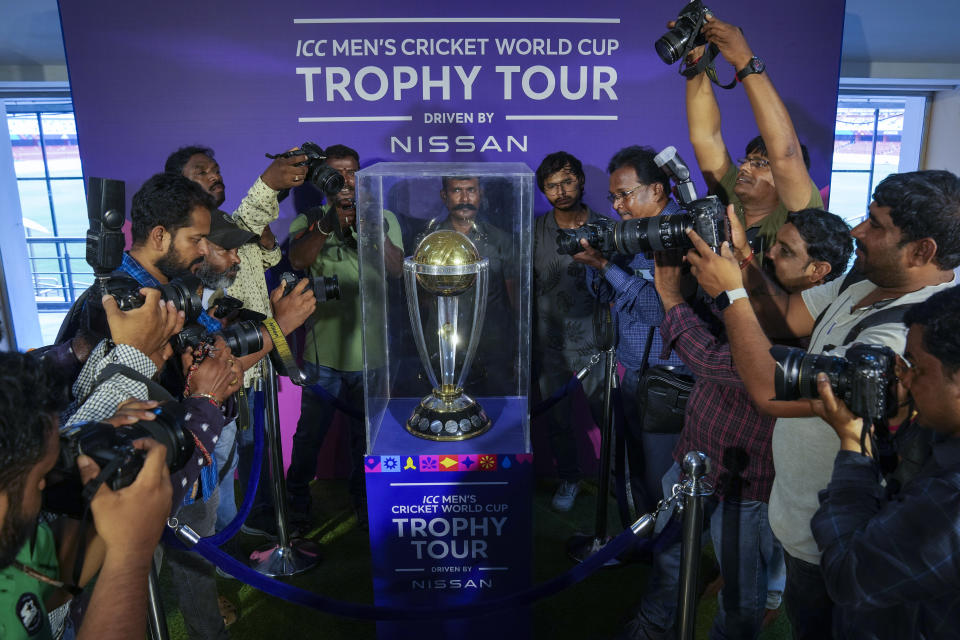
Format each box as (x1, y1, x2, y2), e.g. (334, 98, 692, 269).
(93, 363, 176, 403)
(262, 317, 306, 383)
(681, 44, 737, 90)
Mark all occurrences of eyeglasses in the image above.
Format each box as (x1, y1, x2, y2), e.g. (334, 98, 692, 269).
(544, 178, 579, 194)
(606, 184, 645, 204)
(894, 354, 913, 381)
(737, 157, 771, 170)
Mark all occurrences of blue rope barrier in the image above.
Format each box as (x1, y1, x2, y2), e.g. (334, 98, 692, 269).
(304, 382, 364, 420)
(530, 374, 581, 418)
(178, 518, 646, 621)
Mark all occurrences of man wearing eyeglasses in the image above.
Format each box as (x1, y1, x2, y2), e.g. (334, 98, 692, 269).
(574, 146, 689, 517)
(532, 151, 610, 512)
(684, 12, 823, 259)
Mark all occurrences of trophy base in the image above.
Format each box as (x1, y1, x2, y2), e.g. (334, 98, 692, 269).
(405, 394, 492, 441)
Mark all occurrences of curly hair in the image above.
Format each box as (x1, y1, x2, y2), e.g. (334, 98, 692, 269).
(535, 151, 585, 193)
(904, 286, 960, 375)
(130, 173, 216, 245)
(787, 209, 853, 283)
(164, 145, 215, 176)
(0, 352, 70, 493)
(873, 170, 960, 270)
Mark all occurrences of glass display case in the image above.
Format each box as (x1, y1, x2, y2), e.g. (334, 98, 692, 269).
(357, 162, 533, 456)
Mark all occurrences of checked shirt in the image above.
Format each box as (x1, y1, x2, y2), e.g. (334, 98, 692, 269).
(659, 302, 775, 502)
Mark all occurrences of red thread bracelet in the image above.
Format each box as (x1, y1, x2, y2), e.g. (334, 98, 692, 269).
(739, 253, 754, 270)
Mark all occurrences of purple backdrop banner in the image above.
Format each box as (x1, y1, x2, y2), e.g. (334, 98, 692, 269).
(57, 1, 845, 230)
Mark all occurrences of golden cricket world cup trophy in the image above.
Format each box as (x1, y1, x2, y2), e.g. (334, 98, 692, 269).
(403, 230, 492, 441)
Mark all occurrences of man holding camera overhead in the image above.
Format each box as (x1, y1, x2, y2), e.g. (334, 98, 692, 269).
(287, 144, 404, 528)
(684, 169, 960, 638)
(682, 11, 822, 259)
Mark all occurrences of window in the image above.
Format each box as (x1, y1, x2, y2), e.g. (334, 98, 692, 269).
(6, 101, 90, 344)
(829, 94, 927, 225)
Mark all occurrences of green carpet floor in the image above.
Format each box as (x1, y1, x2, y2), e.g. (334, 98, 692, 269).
(159, 478, 792, 639)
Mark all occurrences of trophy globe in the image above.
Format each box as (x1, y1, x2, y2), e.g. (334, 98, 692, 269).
(403, 230, 492, 440)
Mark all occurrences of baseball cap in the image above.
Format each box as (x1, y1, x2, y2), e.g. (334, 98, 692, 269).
(207, 210, 256, 250)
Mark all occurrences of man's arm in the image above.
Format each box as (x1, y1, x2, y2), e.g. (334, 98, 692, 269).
(684, 228, 813, 417)
(231, 150, 307, 236)
(686, 65, 733, 192)
(289, 210, 337, 271)
(576, 241, 662, 322)
(702, 15, 816, 211)
(76, 440, 172, 640)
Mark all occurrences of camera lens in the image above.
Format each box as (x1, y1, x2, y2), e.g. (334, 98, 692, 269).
(770, 345, 850, 401)
(655, 29, 688, 65)
(220, 320, 264, 357)
(160, 275, 203, 322)
(309, 166, 346, 197)
(321, 275, 341, 301)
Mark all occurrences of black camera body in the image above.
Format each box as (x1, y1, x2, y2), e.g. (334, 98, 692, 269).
(770, 343, 899, 423)
(555, 144, 728, 257)
(44, 402, 194, 517)
(171, 319, 265, 357)
(656, 0, 712, 65)
(281, 271, 341, 303)
(100, 273, 204, 323)
(277, 142, 345, 196)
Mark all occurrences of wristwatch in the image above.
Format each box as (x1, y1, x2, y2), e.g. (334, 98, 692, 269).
(736, 56, 766, 82)
(715, 287, 748, 311)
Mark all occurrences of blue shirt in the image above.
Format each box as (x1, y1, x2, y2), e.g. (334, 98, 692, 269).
(812, 439, 960, 639)
(586, 200, 686, 373)
(118, 253, 219, 503)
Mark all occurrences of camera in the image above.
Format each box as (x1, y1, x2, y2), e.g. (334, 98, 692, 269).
(43, 402, 194, 517)
(171, 319, 265, 357)
(656, 0, 712, 65)
(281, 271, 341, 303)
(268, 142, 345, 197)
(555, 146, 728, 257)
(101, 273, 204, 323)
(770, 343, 899, 423)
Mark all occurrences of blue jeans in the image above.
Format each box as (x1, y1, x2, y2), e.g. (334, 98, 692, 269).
(213, 418, 238, 530)
(637, 462, 781, 640)
(285, 362, 365, 512)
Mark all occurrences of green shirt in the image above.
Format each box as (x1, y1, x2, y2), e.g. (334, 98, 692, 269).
(0, 523, 57, 640)
(716, 163, 824, 261)
(290, 208, 403, 371)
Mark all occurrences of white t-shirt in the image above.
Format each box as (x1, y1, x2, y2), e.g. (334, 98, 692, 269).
(768, 273, 958, 564)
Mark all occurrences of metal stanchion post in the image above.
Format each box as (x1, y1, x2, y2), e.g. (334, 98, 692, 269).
(676, 451, 713, 640)
(250, 358, 321, 576)
(567, 345, 620, 564)
(146, 560, 169, 640)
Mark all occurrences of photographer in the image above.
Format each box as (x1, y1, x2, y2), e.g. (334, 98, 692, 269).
(194, 212, 316, 539)
(810, 286, 960, 639)
(684, 11, 822, 258)
(621, 208, 852, 639)
(684, 170, 960, 638)
(286, 144, 403, 528)
(576, 146, 688, 516)
(0, 351, 172, 640)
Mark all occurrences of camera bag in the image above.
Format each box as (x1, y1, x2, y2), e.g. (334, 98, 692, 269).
(635, 327, 693, 434)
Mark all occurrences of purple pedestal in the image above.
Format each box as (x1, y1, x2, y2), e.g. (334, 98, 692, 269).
(365, 396, 532, 639)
